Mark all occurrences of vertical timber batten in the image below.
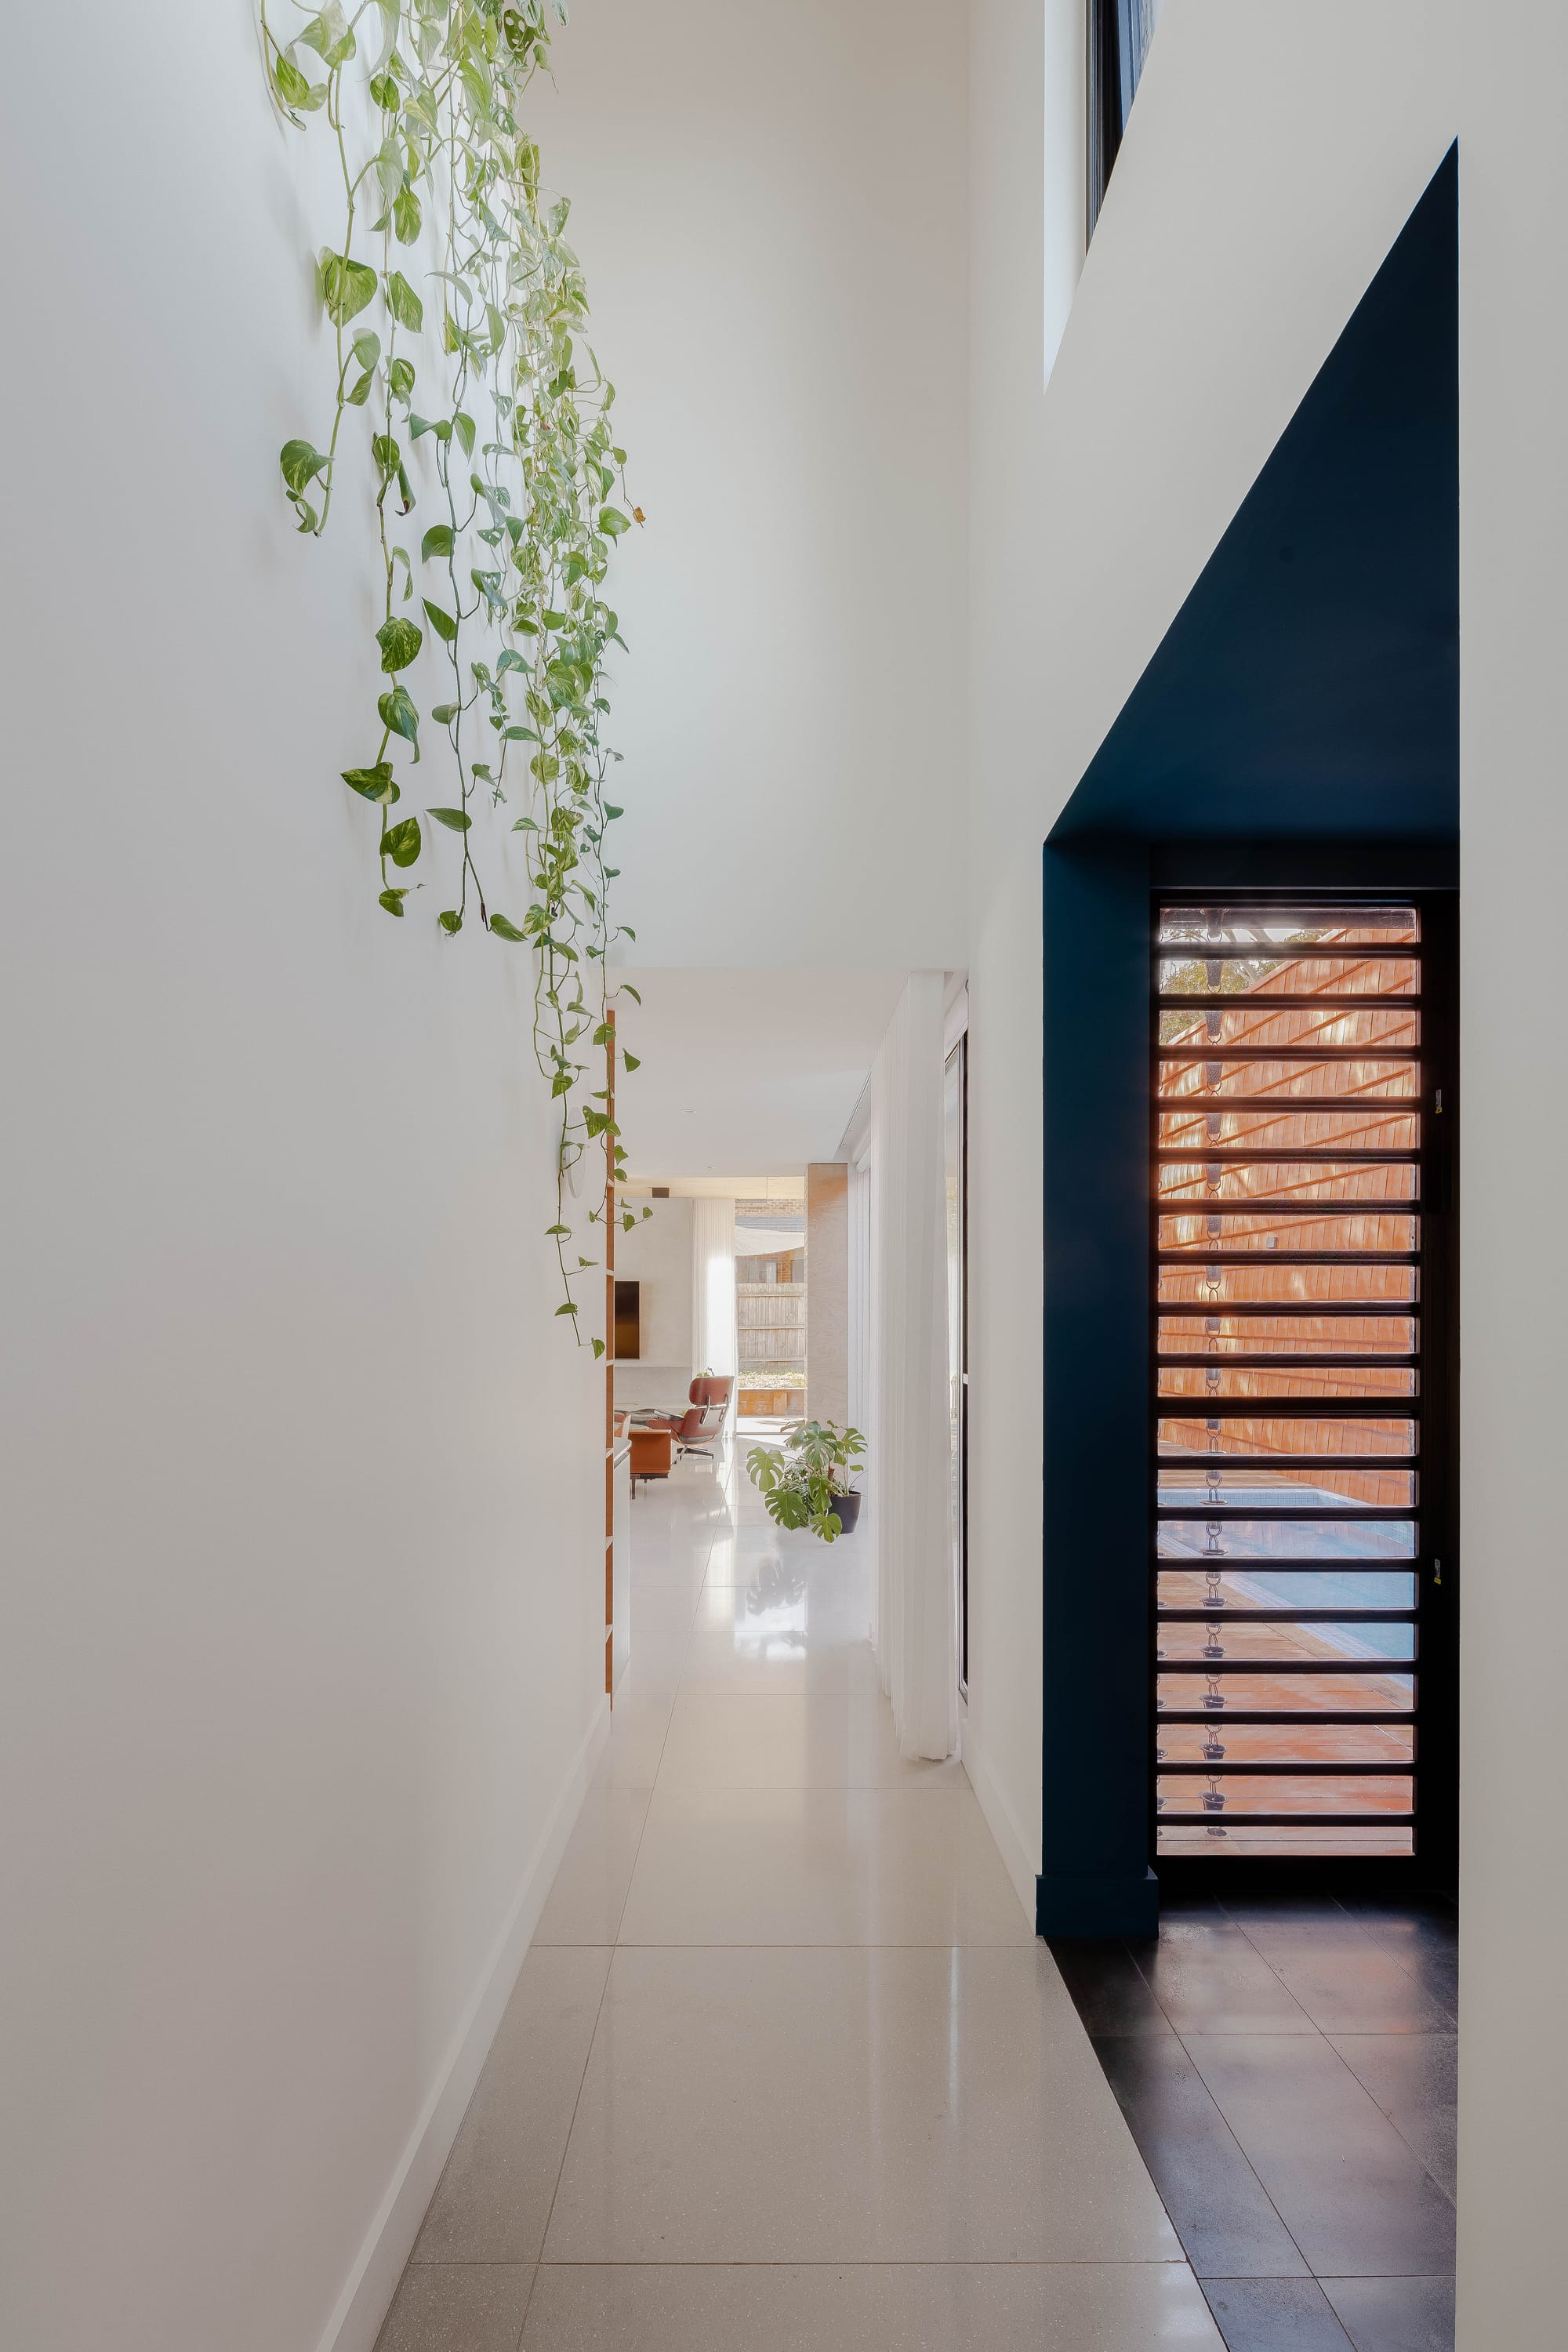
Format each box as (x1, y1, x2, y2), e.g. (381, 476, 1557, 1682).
(604, 1007, 615, 1699)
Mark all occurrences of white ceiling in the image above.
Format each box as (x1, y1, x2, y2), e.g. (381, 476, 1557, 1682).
(608, 968, 908, 1177)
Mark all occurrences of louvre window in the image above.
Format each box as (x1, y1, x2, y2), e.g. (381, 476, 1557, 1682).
(1152, 899, 1454, 1862)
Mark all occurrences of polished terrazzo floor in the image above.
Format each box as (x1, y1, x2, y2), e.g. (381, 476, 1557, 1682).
(374, 1452, 1222, 2350)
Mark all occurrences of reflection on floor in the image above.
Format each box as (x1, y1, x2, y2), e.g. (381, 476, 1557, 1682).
(1051, 1896, 1457, 2352)
(374, 1454, 1224, 2350)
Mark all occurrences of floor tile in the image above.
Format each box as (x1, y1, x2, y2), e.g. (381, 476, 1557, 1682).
(1139, 1916, 1317, 2034)
(1319, 2273, 1454, 2352)
(1340, 1900, 1457, 1957)
(373, 2263, 532, 2352)
(655, 1689, 964, 1789)
(617, 1784, 1034, 1945)
(1049, 1939, 1175, 2037)
(544, 1944, 1183, 2263)
(411, 1947, 609, 2264)
(1225, 1916, 1452, 2034)
(1094, 2034, 1308, 2279)
(1338, 1907, 1459, 2025)
(1200, 2276, 1354, 2350)
(1182, 2036, 1456, 2278)
(532, 1788, 650, 1944)
(590, 1691, 677, 1791)
(677, 1623, 885, 1695)
(523, 2262, 1224, 2349)
(1326, 2036, 1457, 2201)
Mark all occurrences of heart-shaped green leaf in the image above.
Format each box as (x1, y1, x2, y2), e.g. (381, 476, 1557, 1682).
(382, 817, 422, 868)
(376, 615, 423, 673)
(342, 762, 398, 804)
(378, 684, 419, 746)
(279, 439, 327, 497)
(320, 250, 376, 325)
(386, 270, 423, 332)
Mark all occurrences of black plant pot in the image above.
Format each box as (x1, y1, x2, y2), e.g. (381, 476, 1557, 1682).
(826, 1490, 862, 1536)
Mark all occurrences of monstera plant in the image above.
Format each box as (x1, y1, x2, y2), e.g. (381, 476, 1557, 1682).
(746, 1421, 867, 1544)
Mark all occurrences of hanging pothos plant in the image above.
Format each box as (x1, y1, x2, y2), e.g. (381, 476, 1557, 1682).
(260, 0, 651, 1346)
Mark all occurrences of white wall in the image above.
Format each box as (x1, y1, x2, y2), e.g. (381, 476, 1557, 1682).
(960, 2, 1456, 1910)
(1454, 3, 1568, 2339)
(529, 0, 968, 974)
(612, 1196, 695, 1409)
(0, 9, 607, 2350)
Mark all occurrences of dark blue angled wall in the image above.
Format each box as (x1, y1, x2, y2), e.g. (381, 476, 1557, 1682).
(1037, 148, 1458, 1938)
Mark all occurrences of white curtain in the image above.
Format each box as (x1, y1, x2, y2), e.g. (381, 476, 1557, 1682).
(869, 974, 956, 1761)
(691, 1196, 738, 1397)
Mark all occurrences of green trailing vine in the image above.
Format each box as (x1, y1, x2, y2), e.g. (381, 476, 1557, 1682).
(260, 0, 651, 1344)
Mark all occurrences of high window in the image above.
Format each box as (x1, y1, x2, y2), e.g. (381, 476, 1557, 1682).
(1087, 0, 1164, 238)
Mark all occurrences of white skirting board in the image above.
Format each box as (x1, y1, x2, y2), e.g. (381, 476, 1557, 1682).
(961, 1724, 1041, 1933)
(315, 1697, 613, 2352)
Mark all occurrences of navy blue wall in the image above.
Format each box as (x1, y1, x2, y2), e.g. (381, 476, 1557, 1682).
(1037, 151, 1458, 1937)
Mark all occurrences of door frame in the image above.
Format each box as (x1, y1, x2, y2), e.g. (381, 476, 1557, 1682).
(1038, 837, 1459, 1936)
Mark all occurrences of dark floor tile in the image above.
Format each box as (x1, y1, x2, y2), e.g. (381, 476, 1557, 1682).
(1138, 1915, 1316, 2034)
(1201, 2276, 1355, 2350)
(1321, 2273, 1455, 2352)
(1225, 1915, 1453, 2034)
(1093, 2034, 1307, 2279)
(1047, 1939, 1174, 2037)
(1341, 1900, 1457, 1957)
(1335, 1905, 1459, 2024)
(1326, 2036, 1457, 2201)
(1218, 1896, 1357, 1926)
(1183, 2035, 1456, 2278)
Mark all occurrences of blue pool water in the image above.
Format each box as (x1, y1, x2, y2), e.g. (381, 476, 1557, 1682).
(1160, 1485, 1418, 1661)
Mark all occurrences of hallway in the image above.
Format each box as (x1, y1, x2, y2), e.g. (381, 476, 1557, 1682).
(374, 1454, 1222, 2350)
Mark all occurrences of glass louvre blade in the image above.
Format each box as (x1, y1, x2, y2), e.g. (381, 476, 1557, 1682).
(1156, 956, 1421, 996)
(1158, 1211, 1420, 1252)
(1156, 1417, 1417, 1457)
(1156, 1824, 1415, 1857)
(1153, 898, 1426, 1860)
(1156, 1518, 1417, 1560)
(1157, 906, 1419, 945)
(1159, 1057, 1421, 1101)
(1158, 1369, 1418, 1400)
(1157, 1621, 1417, 1664)
(1158, 1010, 1419, 1052)
(1156, 1670, 1415, 1713)
(1159, 1107, 1420, 1151)
(1157, 1312, 1418, 1355)
(1157, 1775, 1414, 1815)
(1159, 1162, 1420, 1203)
(1156, 1719, 1415, 1765)
(1157, 1266, 1419, 1305)
(1156, 1568, 1417, 1611)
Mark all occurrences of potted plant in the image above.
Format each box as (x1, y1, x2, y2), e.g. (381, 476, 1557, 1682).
(746, 1419, 867, 1543)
